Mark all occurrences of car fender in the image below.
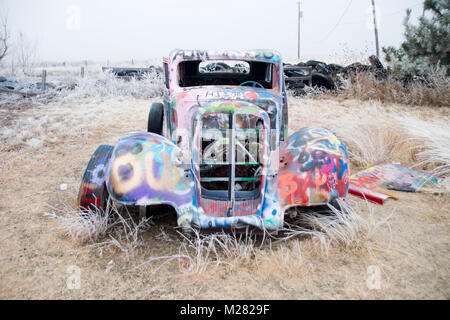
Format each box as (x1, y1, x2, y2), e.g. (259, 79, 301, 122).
(106, 132, 197, 225)
(276, 127, 350, 208)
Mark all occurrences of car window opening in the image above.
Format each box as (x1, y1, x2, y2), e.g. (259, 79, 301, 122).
(179, 60, 273, 88)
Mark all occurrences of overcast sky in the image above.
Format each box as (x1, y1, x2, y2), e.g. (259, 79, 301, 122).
(2, 0, 424, 62)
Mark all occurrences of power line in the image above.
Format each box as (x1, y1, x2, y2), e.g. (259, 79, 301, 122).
(382, 1, 423, 18)
(312, 1, 423, 27)
(344, 1, 423, 25)
(319, 0, 354, 42)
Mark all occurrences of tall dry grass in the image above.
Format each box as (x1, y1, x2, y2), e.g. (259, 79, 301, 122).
(288, 97, 450, 184)
(45, 201, 151, 262)
(0, 70, 164, 107)
(288, 100, 414, 168)
(47, 196, 393, 278)
(279, 199, 394, 253)
(31, 60, 448, 281)
(340, 73, 449, 107)
(395, 115, 450, 187)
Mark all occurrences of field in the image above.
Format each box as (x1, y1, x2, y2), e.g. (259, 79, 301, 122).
(0, 70, 449, 299)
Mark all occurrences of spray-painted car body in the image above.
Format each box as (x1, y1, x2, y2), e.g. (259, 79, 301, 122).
(78, 50, 350, 231)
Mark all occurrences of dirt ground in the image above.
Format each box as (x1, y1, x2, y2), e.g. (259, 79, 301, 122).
(0, 96, 449, 299)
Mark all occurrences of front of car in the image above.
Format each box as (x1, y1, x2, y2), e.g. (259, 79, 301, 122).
(164, 50, 287, 230)
(79, 49, 350, 233)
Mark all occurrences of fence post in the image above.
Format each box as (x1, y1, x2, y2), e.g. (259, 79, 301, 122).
(41, 70, 47, 91)
(80, 66, 85, 78)
(308, 66, 312, 87)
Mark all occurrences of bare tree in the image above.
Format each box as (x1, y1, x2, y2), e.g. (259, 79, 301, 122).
(17, 31, 38, 75)
(0, 9, 8, 61)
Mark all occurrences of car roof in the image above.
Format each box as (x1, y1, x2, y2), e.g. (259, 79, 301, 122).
(167, 49, 282, 64)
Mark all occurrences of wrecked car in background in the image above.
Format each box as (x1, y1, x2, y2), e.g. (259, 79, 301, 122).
(77, 50, 351, 231)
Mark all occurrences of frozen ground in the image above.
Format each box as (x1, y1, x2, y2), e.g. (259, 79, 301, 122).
(0, 86, 449, 299)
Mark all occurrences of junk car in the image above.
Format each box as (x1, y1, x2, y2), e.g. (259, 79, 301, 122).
(77, 49, 350, 231)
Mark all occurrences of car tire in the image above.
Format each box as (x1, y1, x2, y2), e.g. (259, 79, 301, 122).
(147, 102, 164, 135)
(77, 145, 114, 213)
(305, 60, 326, 68)
(311, 72, 335, 90)
(327, 63, 344, 74)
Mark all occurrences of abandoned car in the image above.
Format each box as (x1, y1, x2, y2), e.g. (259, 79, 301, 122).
(77, 49, 350, 231)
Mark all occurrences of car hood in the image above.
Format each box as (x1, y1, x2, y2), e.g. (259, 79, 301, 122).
(171, 86, 281, 104)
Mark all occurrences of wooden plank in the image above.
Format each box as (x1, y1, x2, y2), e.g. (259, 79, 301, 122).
(284, 66, 312, 71)
(284, 65, 312, 86)
(285, 77, 312, 81)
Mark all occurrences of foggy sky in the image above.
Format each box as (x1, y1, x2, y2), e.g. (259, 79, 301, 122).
(2, 0, 424, 62)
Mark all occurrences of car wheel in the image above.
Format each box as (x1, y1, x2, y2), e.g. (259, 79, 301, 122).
(77, 145, 114, 213)
(305, 60, 326, 68)
(328, 63, 344, 73)
(147, 102, 164, 135)
(311, 72, 335, 90)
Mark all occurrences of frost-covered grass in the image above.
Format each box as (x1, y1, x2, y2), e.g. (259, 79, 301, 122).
(58, 71, 164, 102)
(288, 98, 450, 185)
(0, 69, 164, 105)
(45, 202, 112, 245)
(0, 97, 149, 152)
(340, 72, 450, 107)
(0, 64, 164, 152)
(46, 201, 152, 262)
(46, 194, 393, 279)
(0, 84, 159, 152)
(395, 115, 450, 187)
(279, 199, 394, 253)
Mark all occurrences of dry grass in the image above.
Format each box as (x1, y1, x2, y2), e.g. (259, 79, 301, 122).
(0, 68, 163, 153)
(45, 203, 111, 245)
(394, 115, 450, 187)
(340, 73, 450, 107)
(279, 199, 394, 254)
(0, 69, 164, 109)
(334, 120, 408, 168)
(36, 88, 448, 289)
(45, 201, 152, 263)
(288, 98, 450, 178)
(176, 228, 260, 277)
(288, 99, 409, 168)
(45, 195, 394, 283)
(1, 65, 449, 298)
(0, 96, 158, 152)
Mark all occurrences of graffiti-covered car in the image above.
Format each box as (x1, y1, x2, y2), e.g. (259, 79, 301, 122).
(77, 49, 350, 231)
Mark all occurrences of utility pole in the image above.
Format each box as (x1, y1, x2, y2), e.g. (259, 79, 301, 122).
(297, 1, 301, 60)
(371, 0, 380, 57)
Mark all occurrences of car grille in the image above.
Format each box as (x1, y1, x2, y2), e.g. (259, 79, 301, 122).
(198, 111, 265, 217)
(200, 197, 260, 217)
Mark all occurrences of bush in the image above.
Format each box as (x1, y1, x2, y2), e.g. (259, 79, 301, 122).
(383, 0, 449, 77)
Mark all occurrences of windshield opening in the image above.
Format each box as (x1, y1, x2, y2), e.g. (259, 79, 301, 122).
(178, 60, 273, 88)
